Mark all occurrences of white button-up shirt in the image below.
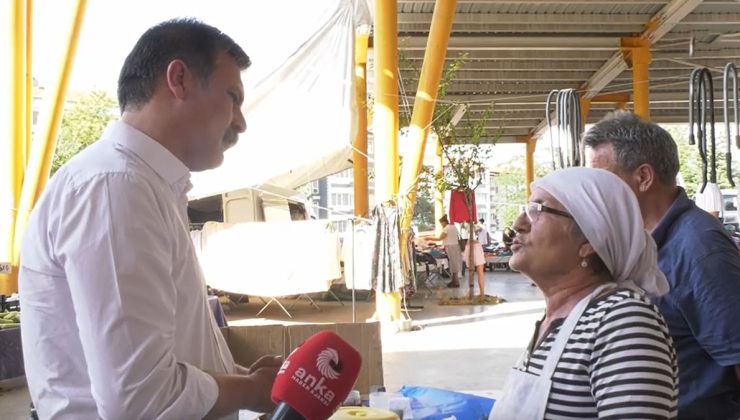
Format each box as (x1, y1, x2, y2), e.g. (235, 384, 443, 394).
(20, 121, 236, 419)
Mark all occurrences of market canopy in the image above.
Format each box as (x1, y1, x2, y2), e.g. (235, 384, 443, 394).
(188, 0, 372, 199)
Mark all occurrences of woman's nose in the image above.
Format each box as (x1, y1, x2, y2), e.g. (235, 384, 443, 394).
(512, 211, 528, 233)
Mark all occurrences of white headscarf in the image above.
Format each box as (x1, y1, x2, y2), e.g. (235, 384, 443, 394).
(531, 167, 669, 297)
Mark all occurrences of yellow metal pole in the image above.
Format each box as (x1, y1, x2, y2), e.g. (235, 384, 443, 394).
(1, 0, 28, 294)
(398, 0, 457, 227)
(580, 97, 591, 125)
(434, 134, 445, 235)
(621, 37, 652, 120)
(373, 0, 402, 322)
(525, 137, 536, 199)
(25, 0, 33, 165)
(353, 31, 369, 219)
(13, 0, 88, 272)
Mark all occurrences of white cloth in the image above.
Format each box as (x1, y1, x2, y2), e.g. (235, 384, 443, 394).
(463, 242, 486, 267)
(442, 224, 459, 246)
(341, 221, 374, 290)
(198, 220, 341, 296)
(20, 121, 235, 420)
(531, 167, 669, 297)
(477, 227, 490, 245)
(490, 283, 616, 419)
(694, 182, 723, 214)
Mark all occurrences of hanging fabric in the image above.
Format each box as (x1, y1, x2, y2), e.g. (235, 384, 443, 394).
(371, 201, 407, 293)
(449, 189, 477, 223)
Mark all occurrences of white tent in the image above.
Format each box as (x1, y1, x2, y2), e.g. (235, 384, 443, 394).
(188, 0, 372, 199)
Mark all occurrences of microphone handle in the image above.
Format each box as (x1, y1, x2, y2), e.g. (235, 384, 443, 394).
(267, 402, 306, 420)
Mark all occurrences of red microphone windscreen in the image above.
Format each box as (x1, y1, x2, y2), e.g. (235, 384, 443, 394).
(271, 331, 362, 420)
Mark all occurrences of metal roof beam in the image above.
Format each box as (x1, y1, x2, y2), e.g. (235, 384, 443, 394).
(400, 58, 732, 72)
(398, 13, 652, 26)
(399, 25, 641, 35)
(399, 0, 679, 4)
(400, 69, 598, 82)
(531, 0, 703, 139)
(398, 49, 615, 61)
(402, 36, 619, 51)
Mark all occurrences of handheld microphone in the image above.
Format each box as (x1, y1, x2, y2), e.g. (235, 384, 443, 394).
(268, 331, 362, 420)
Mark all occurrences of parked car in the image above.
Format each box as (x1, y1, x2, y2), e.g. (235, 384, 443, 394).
(722, 189, 738, 225)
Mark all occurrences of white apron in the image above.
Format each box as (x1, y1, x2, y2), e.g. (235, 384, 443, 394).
(489, 283, 616, 420)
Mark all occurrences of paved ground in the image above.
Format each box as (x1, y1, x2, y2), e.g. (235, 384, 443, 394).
(0, 269, 544, 417)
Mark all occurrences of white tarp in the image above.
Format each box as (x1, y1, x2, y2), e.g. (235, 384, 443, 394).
(189, 0, 372, 199)
(196, 220, 342, 296)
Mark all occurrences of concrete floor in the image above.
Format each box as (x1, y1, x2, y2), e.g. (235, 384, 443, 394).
(0, 270, 544, 417)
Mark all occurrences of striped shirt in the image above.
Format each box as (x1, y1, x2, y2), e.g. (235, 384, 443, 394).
(518, 288, 678, 419)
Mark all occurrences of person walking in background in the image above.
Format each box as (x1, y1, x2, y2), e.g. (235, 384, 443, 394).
(587, 111, 740, 420)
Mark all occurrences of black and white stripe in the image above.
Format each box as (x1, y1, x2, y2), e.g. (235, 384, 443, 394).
(518, 289, 678, 419)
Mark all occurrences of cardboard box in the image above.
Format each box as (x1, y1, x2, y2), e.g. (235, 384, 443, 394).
(222, 322, 383, 394)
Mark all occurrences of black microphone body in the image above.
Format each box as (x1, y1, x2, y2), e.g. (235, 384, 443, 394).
(268, 402, 306, 420)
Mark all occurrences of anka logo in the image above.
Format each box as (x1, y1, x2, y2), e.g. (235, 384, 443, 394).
(290, 347, 342, 407)
(316, 348, 342, 379)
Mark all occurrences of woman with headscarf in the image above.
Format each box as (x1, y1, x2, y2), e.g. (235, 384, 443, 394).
(489, 167, 678, 420)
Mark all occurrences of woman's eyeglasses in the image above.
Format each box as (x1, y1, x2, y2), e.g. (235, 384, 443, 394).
(525, 202, 573, 223)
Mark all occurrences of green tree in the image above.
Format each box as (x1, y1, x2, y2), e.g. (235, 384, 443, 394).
(412, 166, 436, 231)
(491, 157, 551, 230)
(666, 124, 738, 198)
(52, 91, 117, 173)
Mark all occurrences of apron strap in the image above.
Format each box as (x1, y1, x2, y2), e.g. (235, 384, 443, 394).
(539, 282, 616, 379)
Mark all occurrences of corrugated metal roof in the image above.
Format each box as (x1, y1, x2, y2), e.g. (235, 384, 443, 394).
(388, 0, 740, 143)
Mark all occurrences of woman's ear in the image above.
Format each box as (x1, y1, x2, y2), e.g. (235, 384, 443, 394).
(578, 242, 596, 259)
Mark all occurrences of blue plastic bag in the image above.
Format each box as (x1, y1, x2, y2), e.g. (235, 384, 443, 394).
(399, 386, 495, 420)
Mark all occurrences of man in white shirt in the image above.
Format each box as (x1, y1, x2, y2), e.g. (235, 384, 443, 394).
(476, 218, 490, 246)
(20, 19, 280, 419)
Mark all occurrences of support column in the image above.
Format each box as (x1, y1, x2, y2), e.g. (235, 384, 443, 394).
(525, 137, 536, 199)
(353, 30, 369, 219)
(398, 0, 456, 229)
(1, 0, 29, 294)
(13, 0, 88, 285)
(621, 37, 652, 120)
(373, 0, 401, 322)
(580, 97, 591, 125)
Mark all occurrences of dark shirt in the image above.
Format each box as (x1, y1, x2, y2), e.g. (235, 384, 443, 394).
(652, 188, 740, 420)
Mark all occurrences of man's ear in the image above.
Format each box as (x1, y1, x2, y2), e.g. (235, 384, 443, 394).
(634, 163, 656, 193)
(164, 59, 191, 100)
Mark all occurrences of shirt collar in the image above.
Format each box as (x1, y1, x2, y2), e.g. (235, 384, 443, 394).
(652, 187, 693, 247)
(102, 121, 192, 194)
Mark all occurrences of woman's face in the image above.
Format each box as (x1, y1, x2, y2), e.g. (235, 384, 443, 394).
(509, 188, 584, 279)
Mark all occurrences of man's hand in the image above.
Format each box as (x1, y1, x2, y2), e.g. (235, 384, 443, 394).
(248, 355, 283, 374)
(245, 362, 282, 412)
(204, 355, 284, 419)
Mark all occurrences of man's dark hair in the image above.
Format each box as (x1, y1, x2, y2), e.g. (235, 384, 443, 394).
(583, 111, 679, 186)
(117, 18, 250, 113)
(478, 218, 485, 224)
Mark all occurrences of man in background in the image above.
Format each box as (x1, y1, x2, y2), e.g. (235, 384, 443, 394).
(586, 111, 740, 420)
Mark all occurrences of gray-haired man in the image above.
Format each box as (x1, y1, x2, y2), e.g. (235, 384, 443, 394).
(586, 111, 740, 420)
